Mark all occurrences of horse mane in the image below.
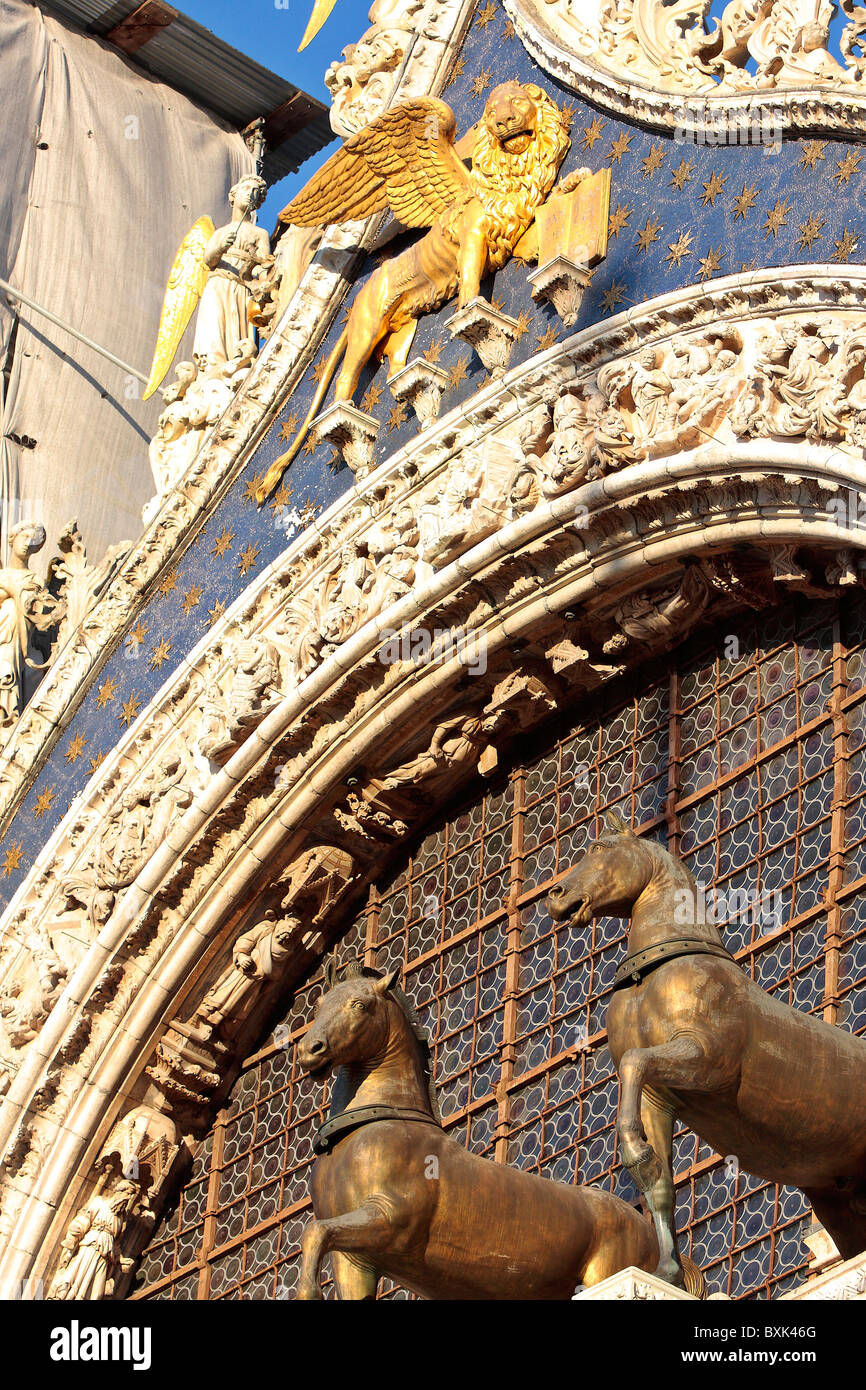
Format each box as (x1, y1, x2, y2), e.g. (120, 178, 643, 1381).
(336, 961, 441, 1123)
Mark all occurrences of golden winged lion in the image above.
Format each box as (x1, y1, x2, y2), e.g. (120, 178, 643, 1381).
(256, 82, 579, 502)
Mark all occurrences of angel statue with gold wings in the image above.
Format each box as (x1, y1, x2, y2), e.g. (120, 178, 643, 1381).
(144, 174, 273, 400)
(256, 81, 594, 502)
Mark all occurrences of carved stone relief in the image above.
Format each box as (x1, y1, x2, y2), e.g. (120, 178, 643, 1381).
(505, 0, 866, 134)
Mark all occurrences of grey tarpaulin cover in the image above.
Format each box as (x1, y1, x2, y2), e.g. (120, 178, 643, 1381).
(0, 0, 255, 569)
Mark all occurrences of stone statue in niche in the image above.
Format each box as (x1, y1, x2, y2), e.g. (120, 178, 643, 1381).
(0, 522, 65, 743)
(192, 911, 301, 1040)
(198, 634, 283, 764)
(48, 1179, 141, 1301)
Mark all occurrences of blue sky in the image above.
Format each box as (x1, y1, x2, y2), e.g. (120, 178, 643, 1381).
(180, 0, 371, 228)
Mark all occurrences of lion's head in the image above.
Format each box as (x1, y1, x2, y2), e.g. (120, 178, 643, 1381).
(472, 82, 571, 263)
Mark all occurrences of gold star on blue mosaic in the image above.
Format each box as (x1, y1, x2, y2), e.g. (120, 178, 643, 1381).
(697, 245, 725, 281)
(797, 215, 824, 251)
(799, 141, 826, 170)
(471, 69, 492, 97)
(445, 55, 465, 88)
(636, 217, 662, 253)
(34, 785, 56, 820)
(763, 198, 791, 239)
(609, 132, 631, 164)
(670, 158, 694, 190)
(641, 144, 666, 178)
(182, 585, 203, 615)
(666, 230, 694, 268)
(608, 203, 632, 239)
(601, 281, 626, 314)
(2, 842, 23, 876)
(834, 150, 861, 186)
(833, 226, 859, 261)
(581, 117, 605, 151)
(475, 1, 496, 26)
(700, 171, 727, 207)
(732, 183, 759, 220)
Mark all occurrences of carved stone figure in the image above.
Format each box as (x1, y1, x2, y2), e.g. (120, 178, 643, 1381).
(0, 930, 67, 1050)
(548, 813, 866, 1288)
(259, 82, 577, 497)
(324, 0, 424, 136)
(48, 1179, 140, 1301)
(335, 708, 510, 838)
(194, 912, 300, 1038)
(605, 566, 712, 652)
(0, 522, 64, 742)
(64, 754, 193, 929)
(295, 962, 704, 1299)
(199, 635, 283, 763)
(531, 0, 862, 95)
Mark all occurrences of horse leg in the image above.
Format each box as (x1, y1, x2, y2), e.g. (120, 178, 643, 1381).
(617, 1035, 710, 1285)
(640, 1089, 683, 1286)
(296, 1200, 395, 1300)
(803, 1186, 866, 1262)
(331, 1251, 379, 1300)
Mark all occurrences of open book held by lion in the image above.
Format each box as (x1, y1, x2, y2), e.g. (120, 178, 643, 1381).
(256, 82, 604, 501)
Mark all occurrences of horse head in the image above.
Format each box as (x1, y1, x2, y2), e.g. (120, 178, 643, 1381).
(547, 810, 655, 926)
(298, 961, 400, 1078)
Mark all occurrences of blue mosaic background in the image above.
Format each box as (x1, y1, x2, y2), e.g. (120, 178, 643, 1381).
(4, 0, 866, 902)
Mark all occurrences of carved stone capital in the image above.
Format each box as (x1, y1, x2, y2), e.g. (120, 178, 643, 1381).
(314, 401, 381, 479)
(446, 299, 520, 376)
(528, 256, 592, 328)
(388, 358, 449, 428)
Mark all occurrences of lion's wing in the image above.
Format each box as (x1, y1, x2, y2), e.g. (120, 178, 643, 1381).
(278, 98, 473, 230)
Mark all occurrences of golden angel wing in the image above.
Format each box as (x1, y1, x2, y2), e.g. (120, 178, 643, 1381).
(297, 0, 339, 49)
(144, 215, 215, 400)
(278, 98, 473, 232)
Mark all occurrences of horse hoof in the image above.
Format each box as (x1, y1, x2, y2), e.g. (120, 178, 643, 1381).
(654, 1258, 685, 1289)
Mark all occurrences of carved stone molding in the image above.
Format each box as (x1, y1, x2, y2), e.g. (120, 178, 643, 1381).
(504, 0, 866, 138)
(573, 1265, 700, 1300)
(781, 1247, 866, 1299)
(5, 266, 866, 1294)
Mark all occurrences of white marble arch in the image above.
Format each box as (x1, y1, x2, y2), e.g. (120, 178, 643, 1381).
(3, 263, 866, 1295)
(504, 0, 866, 139)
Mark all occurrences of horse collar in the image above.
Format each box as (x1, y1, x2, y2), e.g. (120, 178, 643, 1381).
(613, 937, 733, 991)
(314, 1104, 441, 1154)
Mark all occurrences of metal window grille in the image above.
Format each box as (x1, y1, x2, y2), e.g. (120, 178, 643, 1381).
(132, 593, 866, 1301)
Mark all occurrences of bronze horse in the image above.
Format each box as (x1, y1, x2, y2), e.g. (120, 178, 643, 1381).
(547, 812, 866, 1287)
(295, 961, 674, 1299)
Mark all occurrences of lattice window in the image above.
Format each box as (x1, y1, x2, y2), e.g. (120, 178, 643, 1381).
(134, 594, 866, 1301)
